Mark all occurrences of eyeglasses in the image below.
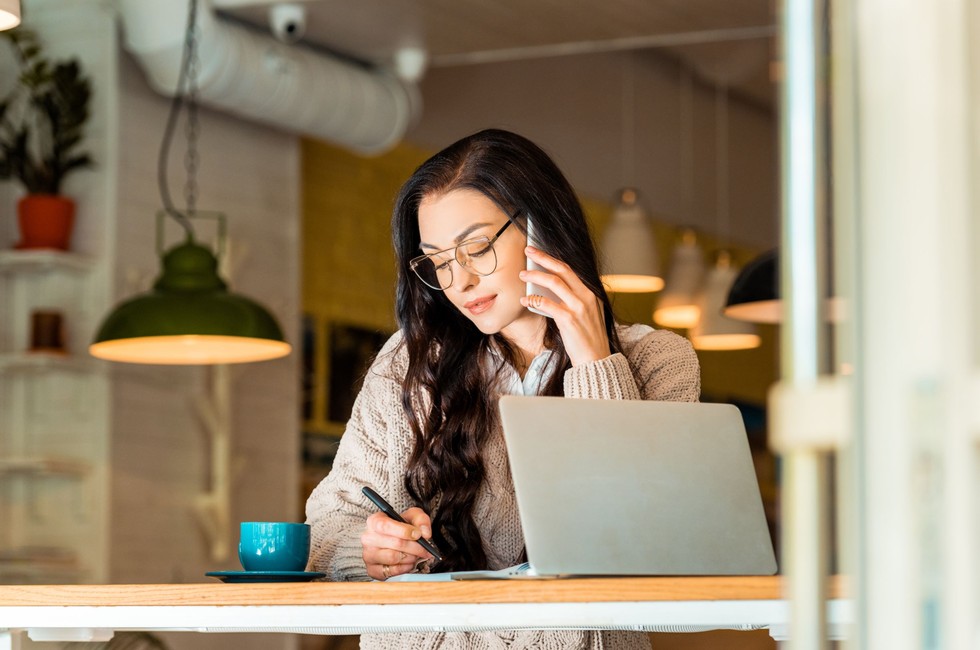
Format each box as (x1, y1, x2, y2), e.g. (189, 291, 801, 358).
(410, 218, 515, 291)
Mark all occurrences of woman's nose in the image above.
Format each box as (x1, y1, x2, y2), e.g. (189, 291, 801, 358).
(452, 261, 478, 292)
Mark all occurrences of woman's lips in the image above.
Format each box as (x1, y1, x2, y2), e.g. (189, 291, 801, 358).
(464, 295, 496, 315)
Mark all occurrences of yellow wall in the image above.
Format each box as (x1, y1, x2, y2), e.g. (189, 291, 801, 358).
(302, 138, 431, 330)
(301, 138, 778, 412)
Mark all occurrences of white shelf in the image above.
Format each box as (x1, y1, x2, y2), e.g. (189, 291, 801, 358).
(0, 457, 90, 477)
(0, 249, 95, 274)
(0, 352, 102, 374)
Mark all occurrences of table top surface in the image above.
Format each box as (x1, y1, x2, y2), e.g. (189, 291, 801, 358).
(0, 576, 848, 607)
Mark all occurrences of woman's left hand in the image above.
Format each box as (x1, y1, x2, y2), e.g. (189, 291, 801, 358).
(520, 246, 610, 366)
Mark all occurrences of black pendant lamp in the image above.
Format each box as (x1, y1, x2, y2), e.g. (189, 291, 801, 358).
(723, 249, 780, 324)
(90, 0, 289, 365)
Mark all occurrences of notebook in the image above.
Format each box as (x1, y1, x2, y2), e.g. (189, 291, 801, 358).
(496, 395, 777, 577)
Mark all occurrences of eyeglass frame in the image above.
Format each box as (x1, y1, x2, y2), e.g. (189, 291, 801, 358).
(409, 211, 520, 291)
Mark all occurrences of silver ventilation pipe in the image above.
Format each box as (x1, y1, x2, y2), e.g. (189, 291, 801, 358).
(117, 0, 420, 154)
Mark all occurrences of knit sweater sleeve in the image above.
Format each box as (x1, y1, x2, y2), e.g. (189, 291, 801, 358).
(563, 325, 701, 402)
(305, 333, 411, 582)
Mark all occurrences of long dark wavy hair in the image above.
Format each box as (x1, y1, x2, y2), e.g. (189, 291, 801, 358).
(391, 129, 622, 571)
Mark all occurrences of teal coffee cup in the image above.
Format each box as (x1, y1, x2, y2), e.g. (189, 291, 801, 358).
(238, 522, 311, 572)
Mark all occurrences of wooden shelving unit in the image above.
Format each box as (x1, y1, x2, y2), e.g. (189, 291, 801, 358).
(0, 247, 106, 584)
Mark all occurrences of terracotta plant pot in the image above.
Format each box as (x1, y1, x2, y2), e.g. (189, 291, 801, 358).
(16, 194, 76, 251)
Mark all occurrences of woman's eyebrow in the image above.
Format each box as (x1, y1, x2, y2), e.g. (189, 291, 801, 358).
(419, 222, 493, 250)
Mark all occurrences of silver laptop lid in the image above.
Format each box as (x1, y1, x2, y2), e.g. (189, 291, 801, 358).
(499, 396, 777, 576)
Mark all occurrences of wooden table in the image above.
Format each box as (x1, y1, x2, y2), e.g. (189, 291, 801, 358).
(0, 576, 851, 648)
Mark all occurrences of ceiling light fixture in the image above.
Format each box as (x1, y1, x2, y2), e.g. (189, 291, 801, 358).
(90, 0, 289, 365)
(691, 251, 762, 350)
(653, 229, 705, 328)
(600, 54, 662, 293)
(600, 187, 663, 292)
(723, 248, 780, 323)
(690, 85, 759, 350)
(724, 248, 845, 324)
(0, 0, 20, 30)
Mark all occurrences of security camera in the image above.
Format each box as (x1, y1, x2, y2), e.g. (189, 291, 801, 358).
(269, 3, 306, 43)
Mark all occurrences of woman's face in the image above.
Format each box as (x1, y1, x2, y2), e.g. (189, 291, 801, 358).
(417, 189, 540, 337)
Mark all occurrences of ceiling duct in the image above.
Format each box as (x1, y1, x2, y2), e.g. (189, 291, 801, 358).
(117, 0, 420, 154)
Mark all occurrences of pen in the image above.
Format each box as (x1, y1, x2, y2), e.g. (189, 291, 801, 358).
(361, 486, 443, 562)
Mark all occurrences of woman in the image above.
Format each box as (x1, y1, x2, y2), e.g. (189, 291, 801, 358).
(306, 128, 700, 649)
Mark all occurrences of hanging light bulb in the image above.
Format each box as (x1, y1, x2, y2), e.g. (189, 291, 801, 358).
(90, 0, 289, 365)
(600, 188, 663, 293)
(690, 251, 761, 350)
(653, 229, 706, 328)
(0, 0, 20, 30)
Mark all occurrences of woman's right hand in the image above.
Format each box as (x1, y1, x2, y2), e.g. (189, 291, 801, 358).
(361, 507, 435, 580)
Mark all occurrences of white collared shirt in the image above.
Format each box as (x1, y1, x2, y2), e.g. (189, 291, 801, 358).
(494, 348, 558, 396)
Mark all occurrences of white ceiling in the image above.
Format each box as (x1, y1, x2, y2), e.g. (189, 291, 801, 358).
(216, 0, 776, 108)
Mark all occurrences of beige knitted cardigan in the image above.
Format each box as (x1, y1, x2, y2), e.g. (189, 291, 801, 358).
(306, 323, 701, 650)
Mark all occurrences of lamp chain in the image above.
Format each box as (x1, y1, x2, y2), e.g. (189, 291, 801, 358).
(184, 1, 200, 217)
(156, 0, 202, 240)
(621, 52, 635, 188)
(715, 85, 730, 244)
(680, 66, 694, 225)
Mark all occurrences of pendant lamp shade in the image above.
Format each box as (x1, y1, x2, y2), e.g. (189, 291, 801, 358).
(723, 248, 846, 324)
(90, 241, 290, 364)
(653, 229, 705, 328)
(0, 0, 20, 30)
(690, 251, 761, 350)
(723, 249, 780, 324)
(600, 188, 664, 293)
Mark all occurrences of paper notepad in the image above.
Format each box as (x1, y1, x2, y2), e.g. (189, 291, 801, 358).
(386, 561, 543, 582)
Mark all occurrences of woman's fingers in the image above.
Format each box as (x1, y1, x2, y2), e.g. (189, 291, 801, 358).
(523, 247, 591, 300)
(368, 556, 418, 581)
(361, 508, 437, 580)
(522, 246, 610, 367)
(401, 507, 433, 541)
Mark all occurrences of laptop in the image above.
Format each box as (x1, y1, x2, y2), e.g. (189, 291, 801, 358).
(498, 396, 778, 576)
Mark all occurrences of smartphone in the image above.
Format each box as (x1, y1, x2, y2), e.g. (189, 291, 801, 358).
(525, 215, 561, 317)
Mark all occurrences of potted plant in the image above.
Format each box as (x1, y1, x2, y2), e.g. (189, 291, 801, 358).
(0, 27, 92, 250)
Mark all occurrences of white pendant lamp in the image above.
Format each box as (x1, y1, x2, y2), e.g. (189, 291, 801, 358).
(0, 0, 20, 30)
(653, 229, 706, 328)
(690, 251, 761, 350)
(601, 55, 663, 293)
(654, 67, 705, 328)
(687, 84, 759, 350)
(600, 188, 663, 293)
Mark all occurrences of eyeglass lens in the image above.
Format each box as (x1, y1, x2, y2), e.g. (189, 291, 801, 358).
(414, 239, 497, 290)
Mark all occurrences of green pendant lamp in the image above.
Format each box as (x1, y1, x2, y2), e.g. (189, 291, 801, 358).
(0, 0, 20, 30)
(90, 0, 289, 365)
(91, 232, 289, 364)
